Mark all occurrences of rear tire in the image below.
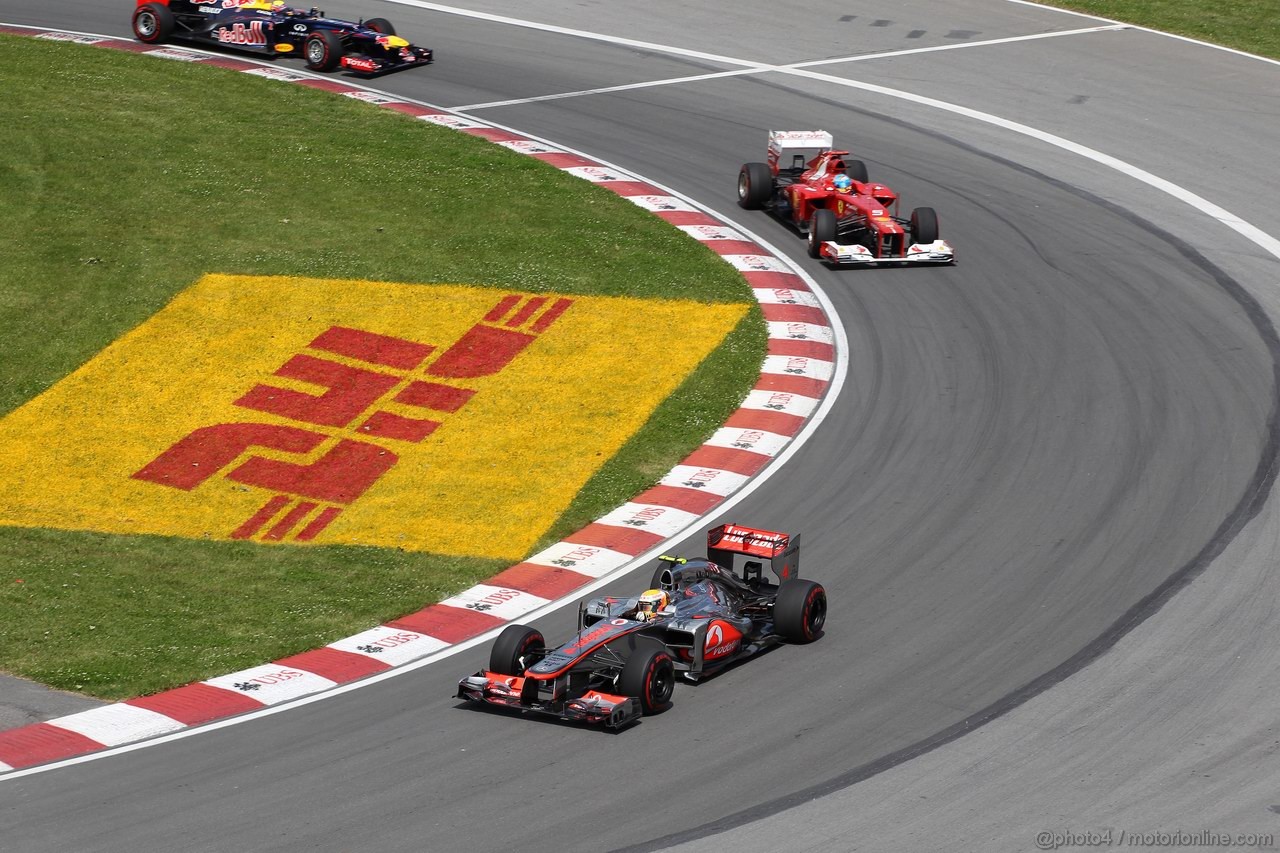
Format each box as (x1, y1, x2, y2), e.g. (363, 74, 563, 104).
(910, 207, 939, 244)
(618, 642, 675, 714)
(489, 624, 544, 676)
(845, 159, 869, 183)
(364, 17, 396, 35)
(304, 29, 344, 71)
(807, 208, 837, 258)
(132, 2, 174, 44)
(737, 162, 773, 210)
(775, 579, 827, 642)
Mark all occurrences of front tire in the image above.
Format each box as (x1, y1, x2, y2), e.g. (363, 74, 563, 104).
(845, 159, 870, 183)
(304, 30, 344, 71)
(910, 207, 939, 244)
(489, 624, 544, 676)
(807, 208, 837, 258)
(775, 579, 827, 642)
(132, 2, 174, 44)
(364, 17, 396, 35)
(618, 642, 675, 714)
(737, 162, 773, 210)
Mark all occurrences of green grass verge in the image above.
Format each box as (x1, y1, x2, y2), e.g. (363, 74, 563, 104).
(1037, 1, 1280, 59)
(0, 36, 763, 700)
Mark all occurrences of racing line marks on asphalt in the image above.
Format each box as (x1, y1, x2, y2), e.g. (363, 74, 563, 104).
(0, 24, 845, 776)
(448, 23, 1127, 111)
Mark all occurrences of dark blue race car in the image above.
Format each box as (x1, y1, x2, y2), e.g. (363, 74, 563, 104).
(131, 0, 433, 75)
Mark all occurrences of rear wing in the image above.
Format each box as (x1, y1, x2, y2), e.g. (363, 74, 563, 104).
(768, 129, 833, 175)
(707, 523, 800, 583)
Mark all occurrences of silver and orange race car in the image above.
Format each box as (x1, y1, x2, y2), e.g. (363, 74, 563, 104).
(456, 524, 827, 729)
(737, 130, 954, 266)
(131, 0, 433, 75)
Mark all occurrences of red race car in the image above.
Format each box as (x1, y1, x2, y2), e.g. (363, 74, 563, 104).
(738, 130, 954, 267)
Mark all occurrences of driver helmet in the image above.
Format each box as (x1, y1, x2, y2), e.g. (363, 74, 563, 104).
(636, 589, 669, 621)
(833, 173, 854, 193)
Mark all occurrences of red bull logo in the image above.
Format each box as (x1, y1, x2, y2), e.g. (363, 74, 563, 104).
(216, 21, 267, 45)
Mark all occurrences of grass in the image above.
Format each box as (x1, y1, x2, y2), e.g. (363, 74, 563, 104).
(0, 36, 763, 700)
(1037, 0, 1280, 59)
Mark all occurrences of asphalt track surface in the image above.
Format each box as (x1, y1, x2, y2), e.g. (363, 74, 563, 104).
(3, 2, 1280, 851)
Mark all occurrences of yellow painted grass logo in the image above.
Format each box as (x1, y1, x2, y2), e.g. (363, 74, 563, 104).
(0, 275, 747, 560)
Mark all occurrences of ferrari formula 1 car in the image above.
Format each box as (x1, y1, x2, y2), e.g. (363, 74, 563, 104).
(457, 524, 827, 730)
(131, 0, 434, 75)
(737, 130, 954, 267)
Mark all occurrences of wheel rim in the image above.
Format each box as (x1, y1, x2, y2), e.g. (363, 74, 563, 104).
(807, 593, 827, 636)
(650, 661, 674, 706)
(737, 172, 748, 200)
(136, 11, 156, 37)
(307, 39, 325, 64)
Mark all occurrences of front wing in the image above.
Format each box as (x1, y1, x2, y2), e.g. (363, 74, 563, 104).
(818, 239, 955, 266)
(457, 671, 641, 730)
(341, 44, 434, 76)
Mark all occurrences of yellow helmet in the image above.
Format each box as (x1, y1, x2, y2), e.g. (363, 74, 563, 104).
(636, 589, 669, 621)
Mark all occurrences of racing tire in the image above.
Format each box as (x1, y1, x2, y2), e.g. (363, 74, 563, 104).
(618, 641, 675, 714)
(650, 563, 671, 593)
(364, 17, 396, 35)
(737, 162, 773, 210)
(304, 30, 345, 72)
(489, 624, 544, 676)
(132, 2, 174, 44)
(774, 579, 827, 643)
(910, 207, 939, 245)
(845, 159, 870, 183)
(807, 208, 837, 259)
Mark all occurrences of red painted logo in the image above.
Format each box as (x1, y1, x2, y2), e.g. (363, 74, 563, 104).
(132, 295, 572, 544)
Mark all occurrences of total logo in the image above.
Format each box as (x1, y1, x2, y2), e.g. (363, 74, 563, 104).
(704, 621, 741, 660)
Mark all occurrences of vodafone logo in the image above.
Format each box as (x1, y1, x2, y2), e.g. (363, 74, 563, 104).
(707, 623, 724, 648)
(704, 621, 741, 660)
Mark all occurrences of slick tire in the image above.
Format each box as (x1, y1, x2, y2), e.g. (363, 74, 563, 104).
(911, 207, 940, 245)
(132, 2, 174, 44)
(845, 159, 870, 183)
(489, 624, 544, 676)
(650, 563, 671, 593)
(808, 208, 837, 259)
(618, 642, 675, 714)
(775, 579, 827, 643)
(737, 162, 773, 210)
(364, 17, 396, 35)
(304, 29, 345, 71)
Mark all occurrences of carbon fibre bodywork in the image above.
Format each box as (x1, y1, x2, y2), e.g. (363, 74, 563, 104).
(456, 524, 828, 729)
(130, 0, 433, 75)
(738, 130, 954, 266)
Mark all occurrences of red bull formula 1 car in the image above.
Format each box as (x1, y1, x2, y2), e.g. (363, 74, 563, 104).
(456, 524, 827, 729)
(737, 130, 954, 267)
(131, 0, 434, 75)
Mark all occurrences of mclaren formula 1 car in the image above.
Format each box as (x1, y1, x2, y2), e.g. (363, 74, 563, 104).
(457, 524, 827, 729)
(131, 0, 433, 75)
(738, 130, 954, 267)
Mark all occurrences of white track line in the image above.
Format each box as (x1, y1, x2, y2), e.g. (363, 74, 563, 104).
(1004, 0, 1280, 68)
(454, 24, 1125, 111)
